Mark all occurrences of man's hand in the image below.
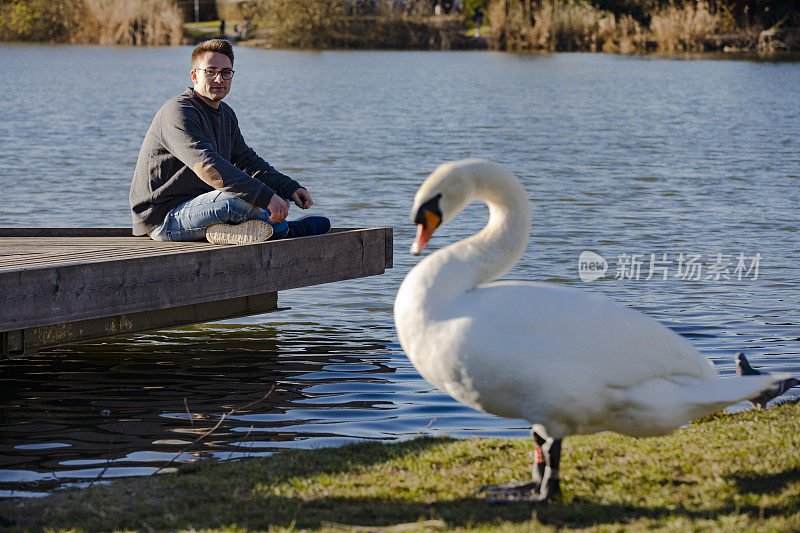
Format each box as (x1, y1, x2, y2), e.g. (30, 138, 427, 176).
(291, 188, 313, 209)
(267, 194, 289, 223)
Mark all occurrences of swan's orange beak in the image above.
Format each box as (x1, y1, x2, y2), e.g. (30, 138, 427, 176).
(410, 210, 440, 255)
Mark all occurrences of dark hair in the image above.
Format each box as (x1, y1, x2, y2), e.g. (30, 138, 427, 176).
(191, 39, 234, 67)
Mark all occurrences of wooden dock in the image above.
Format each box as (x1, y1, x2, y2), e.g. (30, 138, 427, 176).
(0, 227, 392, 358)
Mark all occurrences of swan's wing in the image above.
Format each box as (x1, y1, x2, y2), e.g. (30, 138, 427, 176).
(439, 280, 717, 421)
(452, 280, 714, 381)
(416, 281, 788, 438)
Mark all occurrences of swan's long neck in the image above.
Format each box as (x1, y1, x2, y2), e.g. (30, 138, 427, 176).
(402, 173, 531, 317)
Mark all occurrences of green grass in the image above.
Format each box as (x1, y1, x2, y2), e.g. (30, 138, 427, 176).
(2, 401, 799, 531)
(183, 20, 226, 42)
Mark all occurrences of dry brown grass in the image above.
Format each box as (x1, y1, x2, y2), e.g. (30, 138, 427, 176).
(531, 0, 615, 51)
(68, 0, 183, 46)
(650, 1, 718, 52)
(601, 15, 647, 53)
(486, 0, 527, 50)
(488, 0, 723, 53)
(488, 0, 647, 53)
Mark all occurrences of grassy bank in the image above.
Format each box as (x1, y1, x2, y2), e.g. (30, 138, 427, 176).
(2, 400, 799, 531)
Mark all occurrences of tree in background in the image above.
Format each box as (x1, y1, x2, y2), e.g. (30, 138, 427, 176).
(0, 0, 72, 41)
(239, 0, 346, 48)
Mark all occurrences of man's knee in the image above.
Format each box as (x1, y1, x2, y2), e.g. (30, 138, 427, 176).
(221, 196, 259, 222)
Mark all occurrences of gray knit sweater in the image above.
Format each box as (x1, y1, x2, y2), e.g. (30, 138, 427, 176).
(129, 88, 301, 235)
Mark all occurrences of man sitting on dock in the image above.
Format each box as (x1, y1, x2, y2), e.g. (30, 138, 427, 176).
(130, 39, 330, 245)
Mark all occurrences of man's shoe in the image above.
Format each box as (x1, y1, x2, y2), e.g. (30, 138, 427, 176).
(206, 219, 273, 245)
(286, 216, 331, 238)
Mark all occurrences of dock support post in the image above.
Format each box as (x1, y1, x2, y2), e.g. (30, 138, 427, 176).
(1, 330, 24, 358)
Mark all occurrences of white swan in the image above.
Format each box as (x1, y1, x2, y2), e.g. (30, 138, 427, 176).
(394, 159, 796, 502)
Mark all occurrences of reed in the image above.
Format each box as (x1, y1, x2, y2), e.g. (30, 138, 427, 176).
(67, 0, 183, 46)
(601, 14, 647, 53)
(487, 0, 727, 53)
(531, 0, 615, 51)
(488, 0, 647, 52)
(650, 1, 718, 52)
(486, 0, 529, 50)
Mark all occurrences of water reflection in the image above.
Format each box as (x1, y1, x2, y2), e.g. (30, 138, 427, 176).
(0, 324, 528, 497)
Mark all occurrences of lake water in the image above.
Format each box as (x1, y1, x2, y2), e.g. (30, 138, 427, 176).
(1, 44, 799, 498)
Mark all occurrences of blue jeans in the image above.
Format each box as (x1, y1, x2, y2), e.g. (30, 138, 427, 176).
(149, 190, 289, 242)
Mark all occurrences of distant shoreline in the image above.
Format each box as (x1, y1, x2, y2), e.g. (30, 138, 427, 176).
(2, 1, 798, 57)
(233, 31, 800, 56)
(4, 37, 798, 61)
(187, 17, 800, 56)
(3, 27, 798, 58)
(3, 34, 799, 61)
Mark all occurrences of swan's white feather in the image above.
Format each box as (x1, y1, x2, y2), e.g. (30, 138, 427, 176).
(394, 159, 786, 440)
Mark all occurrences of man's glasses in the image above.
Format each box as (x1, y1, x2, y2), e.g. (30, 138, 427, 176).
(194, 68, 235, 80)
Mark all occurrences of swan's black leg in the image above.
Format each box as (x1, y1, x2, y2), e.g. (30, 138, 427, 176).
(535, 437, 562, 502)
(473, 427, 561, 502)
(531, 427, 546, 487)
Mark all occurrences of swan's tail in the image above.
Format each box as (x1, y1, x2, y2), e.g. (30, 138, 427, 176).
(612, 369, 794, 437)
(735, 352, 799, 409)
(676, 373, 789, 420)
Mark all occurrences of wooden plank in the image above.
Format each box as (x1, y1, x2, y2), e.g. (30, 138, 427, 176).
(0, 247, 208, 271)
(0, 227, 359, 238)
(0, 227, 134, 237)
(0, 228, 366, 272)
(0, 228, 392, 333)
(1, 292, 280, 357)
